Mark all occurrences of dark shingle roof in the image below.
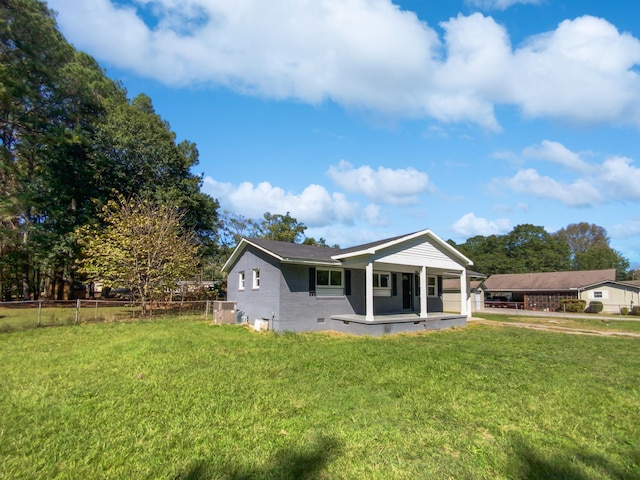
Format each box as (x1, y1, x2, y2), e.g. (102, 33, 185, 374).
(483, 269, 616, 292)
(246, 238, 340, 263)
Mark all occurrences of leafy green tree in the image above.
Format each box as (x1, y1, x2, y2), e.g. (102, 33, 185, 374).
(573, 246, 629, 279)
(77, 196, 199, 315)
(454, 225, 570, 274)
(505, 224, 571, 273)
(257, 212, 307, 243)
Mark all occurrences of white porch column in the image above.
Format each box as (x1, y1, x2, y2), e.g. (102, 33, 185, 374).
(419, 266, 428, 318)
(365, 261, 374, 321)
(460, 268, 469, 317)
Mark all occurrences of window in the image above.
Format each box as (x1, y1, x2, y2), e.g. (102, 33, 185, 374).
(416, 276, 438, 296)
(238, 271, 245, 290)
(428, 276, 437, 296)
(373, 272, 391, 297)
(317, 269, 343, 287)
(316, 268, 344, 296)
(593, 291, 602, 298)
(252, 268, 260, 289)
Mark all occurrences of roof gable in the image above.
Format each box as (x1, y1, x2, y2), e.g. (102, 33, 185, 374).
(222, 237, 341, 271)
(332, 229, 473, 267)
(222, 230, 473, 272)
(484, 269, 616, 292)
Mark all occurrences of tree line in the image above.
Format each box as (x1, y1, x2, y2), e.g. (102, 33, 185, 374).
(449, 223, 632, 279)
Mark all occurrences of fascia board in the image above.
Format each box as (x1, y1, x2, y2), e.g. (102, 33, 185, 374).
(221, 238, 284, 272)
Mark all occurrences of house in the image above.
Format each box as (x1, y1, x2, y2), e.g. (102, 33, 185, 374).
(222, 230, 474, 335)
(442, 273, 487, 313)
(578, 279, 640, 313)
(482, 269, 631, 312)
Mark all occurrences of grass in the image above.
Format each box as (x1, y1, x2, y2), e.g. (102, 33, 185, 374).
(474, 311, 640, 333)
(1, 320, 639, 479)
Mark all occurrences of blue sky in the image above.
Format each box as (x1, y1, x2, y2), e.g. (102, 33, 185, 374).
(47, 0, 640, 266)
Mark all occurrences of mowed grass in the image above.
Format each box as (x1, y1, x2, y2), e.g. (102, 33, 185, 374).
(474, 311, 640, 334)
(1, 321, 639, 479)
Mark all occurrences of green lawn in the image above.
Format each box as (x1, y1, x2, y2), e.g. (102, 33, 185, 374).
(1, 320, 639, 479)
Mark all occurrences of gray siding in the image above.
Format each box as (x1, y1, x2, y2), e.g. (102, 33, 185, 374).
(277, 264, 356, 332)
(226, 246, 281, 324)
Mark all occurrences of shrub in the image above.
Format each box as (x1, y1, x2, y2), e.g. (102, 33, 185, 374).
(620, 307, 629, 315)
(559, 299, 587, 313)
(585, 301, 604, 314)
(630, 306, 640, 316)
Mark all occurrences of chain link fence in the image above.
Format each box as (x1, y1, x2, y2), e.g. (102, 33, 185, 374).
(0, 300, 237, 333)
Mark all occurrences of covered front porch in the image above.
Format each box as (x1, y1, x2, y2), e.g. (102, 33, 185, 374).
(329, 312, 468, 336)
(331, 230, 473, 324)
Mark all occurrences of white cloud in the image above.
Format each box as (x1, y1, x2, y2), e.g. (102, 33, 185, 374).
(498, 168, 603, 206)
(509, 16, 640, 125)
(326, 160, 434, 205)
(48, 1, 640, 129)
(611, 218, 640, 239)
(465, 0, 543, 10)
(451, 212, 511, 237)
(522, 140, 590, 171)
(202, 177, 357, 227)
(600, 156, 640, 201)
(362, 204, 387, 226)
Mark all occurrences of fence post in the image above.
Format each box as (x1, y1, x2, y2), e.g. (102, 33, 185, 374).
(205, 299, 210, 320)
(75, 298, 80, 324)
(37, 300, 42, 327)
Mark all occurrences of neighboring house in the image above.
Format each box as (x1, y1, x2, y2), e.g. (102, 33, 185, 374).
(483, 269, 621, 312)
(578, 280, 640, 313)
(222, 230, 474, 335)
(442, 273, 486, 313)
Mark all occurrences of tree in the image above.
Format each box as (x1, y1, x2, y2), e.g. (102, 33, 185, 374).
(505, 224, 571, 273)
(573, 246, 629, 279)
(256, 212, 307, 243)
(554, 223, 609, 261)
(77, 196, 199, 315)
(454, 224, 571, 274)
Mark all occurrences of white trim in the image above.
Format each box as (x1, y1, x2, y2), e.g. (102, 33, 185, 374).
(365, 262, 374, 321)
(252, 268, 260, 289)
(238, 271, 245, 290)
(419, 267, 428, 318)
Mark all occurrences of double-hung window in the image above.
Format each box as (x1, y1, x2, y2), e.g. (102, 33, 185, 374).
(238, 271, 245, 290)
(428, 276, 437, 296)
(252, 268, 260, 289)
(373, 272, 391, 297)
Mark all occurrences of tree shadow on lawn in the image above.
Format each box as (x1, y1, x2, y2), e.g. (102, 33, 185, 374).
(510, 436, 639, 480)
(174, 435, 342, 480)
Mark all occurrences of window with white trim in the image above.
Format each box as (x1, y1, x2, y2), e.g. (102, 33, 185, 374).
(316, 268, 344, 296)
(373, 272, 391, 297)
(428, 276, 437, 296)
(238, 271, 245, 290)
(252, 268, 260, 289)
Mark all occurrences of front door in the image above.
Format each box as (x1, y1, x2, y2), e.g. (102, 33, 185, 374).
(402, 274, 412, 310)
